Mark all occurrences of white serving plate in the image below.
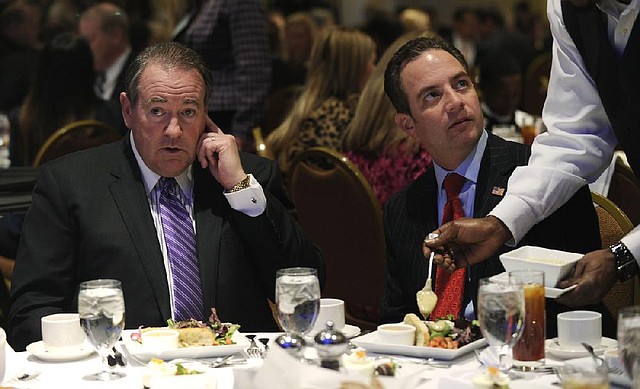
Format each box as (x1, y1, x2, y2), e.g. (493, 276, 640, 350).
(351, 331, 486, 361)
(121, 329, 249, 362)
(489, 272, 577, 298)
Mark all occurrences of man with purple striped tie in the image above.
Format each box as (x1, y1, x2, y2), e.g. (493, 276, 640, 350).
(7, 42, 324, 351)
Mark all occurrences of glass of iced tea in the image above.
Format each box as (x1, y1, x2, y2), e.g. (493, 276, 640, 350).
(509, 270, 545, 370)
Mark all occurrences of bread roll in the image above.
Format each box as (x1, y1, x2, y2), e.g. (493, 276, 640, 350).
(403, 313, 430, 346)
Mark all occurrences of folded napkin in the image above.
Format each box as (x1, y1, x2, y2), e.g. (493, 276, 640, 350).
(476, 346, 512, 369)
(239, 346, 428, 389)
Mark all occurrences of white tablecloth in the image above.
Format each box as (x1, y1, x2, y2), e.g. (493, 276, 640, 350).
(1, 334, 628, 389)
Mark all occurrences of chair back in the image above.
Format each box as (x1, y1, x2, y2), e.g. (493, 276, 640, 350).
(607, 158, 640, 226)
(33, 119, 121, 166)
(522, 53, 552, 116)
(253, 127, 272, 159)
(289, 147, 385, 330)
(591, 192, 639, 323)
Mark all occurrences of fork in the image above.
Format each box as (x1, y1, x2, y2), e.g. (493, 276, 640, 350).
(245, 334, 263, 359)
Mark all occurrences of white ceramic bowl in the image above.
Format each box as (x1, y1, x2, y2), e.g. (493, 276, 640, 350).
(141, 329, 180, 351)
(377, 323, 416, 346)
(499, 246, 582, 287)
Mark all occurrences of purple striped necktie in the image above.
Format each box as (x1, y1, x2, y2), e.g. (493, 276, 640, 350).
(158, 177, 204, 321)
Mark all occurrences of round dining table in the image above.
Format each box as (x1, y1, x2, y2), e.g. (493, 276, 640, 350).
(1, 332, 630, 389)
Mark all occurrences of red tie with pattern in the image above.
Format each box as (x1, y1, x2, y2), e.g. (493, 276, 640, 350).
(431, 173, 467, 319)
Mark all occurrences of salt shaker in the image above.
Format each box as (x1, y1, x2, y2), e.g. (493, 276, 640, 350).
(314, 321, 349, 370)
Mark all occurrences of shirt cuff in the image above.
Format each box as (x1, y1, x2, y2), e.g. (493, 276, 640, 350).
(620, 225, 640, 266)
(489, 194, 539, 245)
(223, 174, 266, 217)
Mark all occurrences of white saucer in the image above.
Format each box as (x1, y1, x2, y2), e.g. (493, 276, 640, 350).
(26, 341, 95, 362)
(545, 337, 617, 360)
(490, 272, 577, 298)
(307, 324, 361, 339)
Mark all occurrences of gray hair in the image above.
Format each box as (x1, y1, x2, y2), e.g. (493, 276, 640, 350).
(123, 42, 213, 106)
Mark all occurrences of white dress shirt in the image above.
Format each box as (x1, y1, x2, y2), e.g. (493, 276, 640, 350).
(95, 47, 131, 101)
(489, 0, 640, 262)
(130, 132, 267, 318)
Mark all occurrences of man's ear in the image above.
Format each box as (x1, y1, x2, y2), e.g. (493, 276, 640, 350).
(120, 92, 132, 129)
(395, 113, 417, 138)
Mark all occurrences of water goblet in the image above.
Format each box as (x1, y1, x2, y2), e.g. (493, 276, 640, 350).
(618, 305, 640, 381)
(477, 278, 525, 373)
(275, 267, 320, 352)
(78, 279, 126, 381)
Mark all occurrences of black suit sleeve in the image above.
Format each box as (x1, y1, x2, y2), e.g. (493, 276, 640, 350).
(228, 154, 325, 301)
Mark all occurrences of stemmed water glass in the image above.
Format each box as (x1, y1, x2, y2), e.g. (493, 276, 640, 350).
(477, 278, 525, 373)
(78, 279, 126, 381)
(275, 267, 320, 350)
(618, 305, 640, 384)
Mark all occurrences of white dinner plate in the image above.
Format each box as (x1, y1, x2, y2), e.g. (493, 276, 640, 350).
(565, 355, 632, 388)
(26, 341, 95, 362)
(121, 329, 250, 362)
(489, 272, 577, 298)
(545, 337, 618, 360)
(351, 331, 486, 360)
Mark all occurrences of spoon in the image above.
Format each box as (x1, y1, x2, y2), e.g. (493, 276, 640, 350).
(581, 342, 605, 366)
(417, 233, 439, 319)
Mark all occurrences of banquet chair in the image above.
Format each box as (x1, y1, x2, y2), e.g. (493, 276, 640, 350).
(522, 52, 552, 116)
(607, 158, 640, 226)
(289, 147, 385, 331)
(32, 119, 121, 167)
(591, 192, 639, 324)
(253, 127, 272, 159)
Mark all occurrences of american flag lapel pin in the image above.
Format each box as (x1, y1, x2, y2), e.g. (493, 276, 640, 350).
(491, 186, 505, 196)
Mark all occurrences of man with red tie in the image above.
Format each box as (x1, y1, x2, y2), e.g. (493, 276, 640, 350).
(379, 36, 610, 337)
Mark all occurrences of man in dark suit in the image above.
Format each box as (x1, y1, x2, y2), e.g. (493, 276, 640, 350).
(78, 2, 135, 134)
(380, 36, 608, 337)
(7, 42, 324, 351)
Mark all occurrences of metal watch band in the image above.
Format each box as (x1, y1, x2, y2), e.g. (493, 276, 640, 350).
(225, 175, 251, 193)
(609, 241, 639, 282)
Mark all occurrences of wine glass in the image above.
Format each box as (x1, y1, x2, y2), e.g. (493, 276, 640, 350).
(477, 278, 525, 372)
(618, 305, 640, 381)
(78, 279, 126, 381)
(276, 267, 320, 337)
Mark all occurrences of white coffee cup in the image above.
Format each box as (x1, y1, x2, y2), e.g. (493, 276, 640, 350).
(313, 298, 345, 332)
(557, 310, 602, 350)
(41, 313, 86, 352)
(377, 323, 416, 346)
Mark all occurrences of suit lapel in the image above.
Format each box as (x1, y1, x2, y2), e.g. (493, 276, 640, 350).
(192, 165, 225, 313)
(108, 139, 171, 320)
(474, 133, 523, 218)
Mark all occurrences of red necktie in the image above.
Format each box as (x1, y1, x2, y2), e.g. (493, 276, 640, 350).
(431, 173, 467, 319)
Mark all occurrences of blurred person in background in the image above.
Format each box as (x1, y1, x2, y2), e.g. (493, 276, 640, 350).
(342, 31, 433, 206)
(439, 7, 480, 70)
(283, 11, 317, 68)
(476, 51, 526, 134)
(266, 26, 375, 176)
(0, 0, 42, 113)
(399, 8, 430, 34)
(9, 32, 117, 166)
(174, 0, 271, 151)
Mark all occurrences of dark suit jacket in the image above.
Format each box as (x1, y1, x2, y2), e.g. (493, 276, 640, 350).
(381, 133, 609, 337)
(7, 136, 324, 350)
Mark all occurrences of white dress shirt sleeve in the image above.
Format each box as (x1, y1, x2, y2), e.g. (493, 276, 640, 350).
(223, 174, 267, 217)
(489, 0, 618, 244)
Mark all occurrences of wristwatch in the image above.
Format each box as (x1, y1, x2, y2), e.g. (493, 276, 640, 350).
(609, 241, 640, 282)
(225, 175, 251, 193)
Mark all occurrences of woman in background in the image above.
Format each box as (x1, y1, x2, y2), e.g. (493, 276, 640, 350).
(11, 32, 104, 166)
(267, 26, 375, 176)
(342, 32, 433, 206)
